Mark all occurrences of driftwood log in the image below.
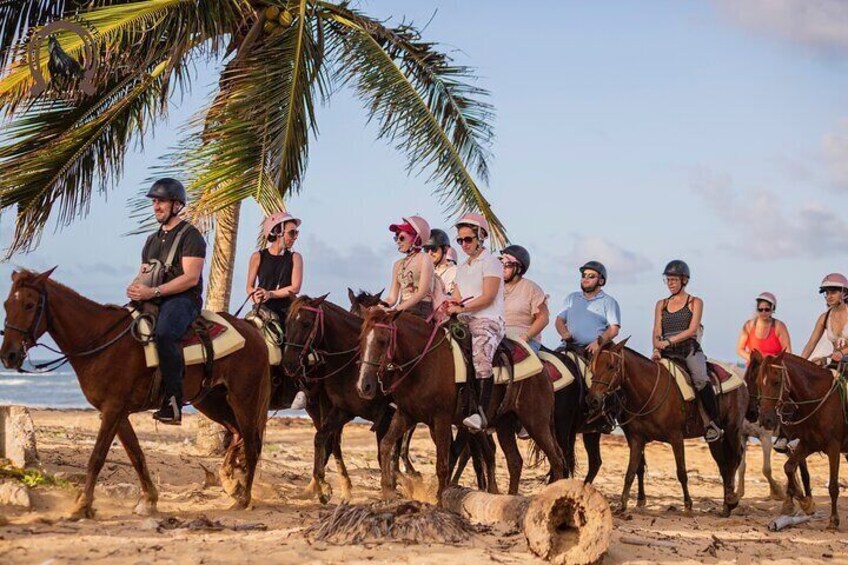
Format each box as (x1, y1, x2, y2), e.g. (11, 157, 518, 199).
(442, 479, 613, 565)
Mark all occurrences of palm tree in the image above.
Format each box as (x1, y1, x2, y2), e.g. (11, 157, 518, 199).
(0, 0, 505, 312)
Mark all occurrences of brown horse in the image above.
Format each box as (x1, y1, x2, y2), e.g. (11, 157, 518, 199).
(0, 269, 270, 518)
(356, 308, 565, 501)
(282, 294, 418, 503)
(756, 351, 845, 528)
(588, 340, 747, 516)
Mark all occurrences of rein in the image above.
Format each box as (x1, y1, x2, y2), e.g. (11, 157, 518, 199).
(591, 349, 673, 425)
(760, 362, 842, 426)
(2, 283, 137, 372)
(283, 305, 361, 380)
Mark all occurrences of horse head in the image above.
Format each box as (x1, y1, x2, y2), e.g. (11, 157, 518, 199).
(281, 293, 329, 376)
(757, 350, 787, 431)
(744, 350, 764, 423)
(348, 288, 385, 317)
(356, 307, 403, 400)
(1, 267, 57, 370)
(586, 337, 630, 412)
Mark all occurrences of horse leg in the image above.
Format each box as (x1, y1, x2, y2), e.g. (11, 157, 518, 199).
(431, 415, 454, 504)
(521, 414, 565, 485)
(736, 434, 747, 501)
(116, 416, 157, 516)
(496, 418, 522, 495)
(800, 459, 813, 499)
(718, 429, 743, 516)
(827, 444, 841, 530)
(399, 427, 420, 477)
(619, 437, 645, 514)
(227, 396, 265, 510)
(330, 429, 353, 502)
(758, 431, 784, 500)
(307, 409, 350, 504)
(379, 410, 412, 500)
(69, 410, 122, 520)
(636, 450, 647, 508)
(782, 443, 810, 515)
(583, 432, 602, 484)
(554, 389, 577, 478)
(671, 435, 693, 513)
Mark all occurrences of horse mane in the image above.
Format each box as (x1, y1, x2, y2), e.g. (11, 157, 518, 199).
(16, 269, 126, 313)
(780, 352, 833, 379)
(289, 295, 358, 324)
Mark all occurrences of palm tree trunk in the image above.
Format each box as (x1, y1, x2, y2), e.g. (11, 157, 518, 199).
(196, 201, 241, 455)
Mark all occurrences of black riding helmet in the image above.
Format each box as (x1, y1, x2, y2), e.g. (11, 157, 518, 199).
(663, 259, 690, 279)
(501, 244, 531, 275)
(426, 228, 451, 249)
(580, 260, 607, 285)
(146, 178, 187, 205)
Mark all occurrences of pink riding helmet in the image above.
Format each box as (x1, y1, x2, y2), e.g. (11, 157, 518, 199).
(263, 212, 301, 239)
(455, 212, 490, 238)
(446, 247, 458, 263)
(756, 292, 777, 310)
(820, 273, 848, 293)
(389, 215, 431, 247)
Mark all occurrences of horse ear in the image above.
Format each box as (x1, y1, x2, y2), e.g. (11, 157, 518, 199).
(614, 336, 630, 350)
(774, 350, 786, 364)
(376, 288, 385, 301)
(11, 270, 19, 281)
(347, 288, 356, 305)
(312, 292, 330, 307)
(751, 349, 763, 364)
(33, 266, 57, 284)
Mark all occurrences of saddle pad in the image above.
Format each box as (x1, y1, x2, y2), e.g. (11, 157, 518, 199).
(451, 334, 542, 385)
(537, 351, 574, 391)
(128, 308, 246, 368)
(565, 350, 594, 387)
(660, 359, 745, 401)
(247, 317, 282, 366)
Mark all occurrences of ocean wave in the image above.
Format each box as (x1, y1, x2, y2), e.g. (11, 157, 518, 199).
(0, 371, 69, 377)
(0, 379, 31, 386)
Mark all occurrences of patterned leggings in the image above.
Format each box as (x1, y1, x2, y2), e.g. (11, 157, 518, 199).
(466, 317, 505, 380)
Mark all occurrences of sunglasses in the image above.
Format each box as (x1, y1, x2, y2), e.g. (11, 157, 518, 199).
(394, 233, 410, 243)
(757, 307, 772, 313)
(286, 229, 299, 237)
(456, 236, 478, 245)
(423, 245, 439, 253)
(581, 273, 598, 280)
(501, 261, 519, 269)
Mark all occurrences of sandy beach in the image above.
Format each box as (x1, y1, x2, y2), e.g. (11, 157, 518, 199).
(1, 409, 847, 564)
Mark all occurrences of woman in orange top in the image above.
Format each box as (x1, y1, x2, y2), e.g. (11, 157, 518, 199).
(737, 292, 791, 362)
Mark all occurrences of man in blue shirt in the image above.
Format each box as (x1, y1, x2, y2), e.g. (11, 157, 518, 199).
(555, 261, 621, 357)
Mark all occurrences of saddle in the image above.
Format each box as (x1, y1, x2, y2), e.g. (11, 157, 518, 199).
(660, 358, 744, 401)
(448, 327, 542, 384)
(245, 306, 284, 366)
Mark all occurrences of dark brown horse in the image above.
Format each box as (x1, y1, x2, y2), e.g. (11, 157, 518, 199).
(588, 340, 746, 516)
(756, 351, 845, 528)
(356, 308, 565, 501)
(0, 269, 270, 518)
(282, 294, 418, 503)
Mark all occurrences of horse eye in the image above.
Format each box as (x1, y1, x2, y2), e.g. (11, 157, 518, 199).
(24, 302, 35, 311)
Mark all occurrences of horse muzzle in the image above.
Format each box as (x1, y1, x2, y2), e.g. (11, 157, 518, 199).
(586, 391, 604, 413)
(0, 346, 24, 370)
(759, 408, 778, 431)
(357, 373, 378, 400)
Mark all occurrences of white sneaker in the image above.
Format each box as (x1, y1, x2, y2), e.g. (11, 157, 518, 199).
(786, 438, 800, 453)
(291, 391, 308, 410)
(463, 412, 487, 432)
(774, 437, 789, 453)
(517, 426, 530, 440)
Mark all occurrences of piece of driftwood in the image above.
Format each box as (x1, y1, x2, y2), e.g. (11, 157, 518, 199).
(442, 479, 613, 565)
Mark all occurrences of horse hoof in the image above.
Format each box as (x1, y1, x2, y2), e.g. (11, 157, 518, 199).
(318, 492, 331, 505)
(381, 490, 400, 502)
(720, 505, 732, 518)
(769, 487, 785, 501)
(827, 518, 839, 531)
(636, 498, 647, 508)
(68, 505, 95, 521)
(800, 497, 816, 515)
(614, 504, 628, 515)
(684, 500, 693, 513)
(781, 499, 796, 516)
(229, 498, 251, 511)
(133, 499, 158, 517)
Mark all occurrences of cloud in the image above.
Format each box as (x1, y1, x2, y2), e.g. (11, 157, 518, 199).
(299, 236, 393, 303)
(691, 167, 848, 259)
(823, 119, 848, 190)
(713, 0, 848, 53)
(563, 236, 653, 282)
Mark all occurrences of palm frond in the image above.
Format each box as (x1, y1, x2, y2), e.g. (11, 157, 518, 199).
(0, 0, 250, 111)
(321, 7, 506, 244)
(0, 58, 171, 256)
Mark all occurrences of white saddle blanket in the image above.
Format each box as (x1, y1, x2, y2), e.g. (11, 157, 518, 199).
(128, 308, 246, 369)
(449, 332, 543, 385)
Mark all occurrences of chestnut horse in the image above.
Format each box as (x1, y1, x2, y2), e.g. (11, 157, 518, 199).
(756, 351, 846, 528)
(356, 308, 565, 501)
(0, 269, 270, 518)
(282, 294, 417, 503)
(588, 340, 747, 516)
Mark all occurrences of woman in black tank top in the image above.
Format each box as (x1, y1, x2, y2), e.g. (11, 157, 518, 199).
(652, 260, 724, 443)
(247, 212, 304, 321)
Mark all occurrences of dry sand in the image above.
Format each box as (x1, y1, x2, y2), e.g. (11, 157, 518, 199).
(1, 409, 847, 564)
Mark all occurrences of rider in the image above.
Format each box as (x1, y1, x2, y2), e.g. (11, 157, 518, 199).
(652, 260, 723, 443)
(447, 213, 505, 432)
(246, 211, 304, 407)
(555, 261, 620, 358)
(801, 273, 848, 365)
(425, 228, 457, 294)
(127, 178, 206, 425)
(736, 292, 791, 363)
(501, 245, 549, 353)
(385, 216, 436, 318)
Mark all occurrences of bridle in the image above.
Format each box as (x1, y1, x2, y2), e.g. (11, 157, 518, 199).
(590, 348, 672, 426)
(2, 283, 49, 357)
(283, 304, 360, 380)
(758, 361, 840, 426)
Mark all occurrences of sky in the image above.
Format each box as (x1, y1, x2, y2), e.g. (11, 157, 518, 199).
(2, 0, 847, 360)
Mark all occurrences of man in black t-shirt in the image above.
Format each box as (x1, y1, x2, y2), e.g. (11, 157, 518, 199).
(127, 178, 206, 424)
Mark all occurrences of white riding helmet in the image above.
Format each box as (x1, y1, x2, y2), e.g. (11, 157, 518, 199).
(454, 212, 489, 239)
(263, 212, 301, 239)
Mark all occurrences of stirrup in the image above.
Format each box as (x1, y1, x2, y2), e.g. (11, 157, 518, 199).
(463, 411, 487, 433)
(517, 426, 530, 440)
(773, 437, 789, 454)
(704, 422, 723, 443)
(152, 396, 182, 426)
(290, 391, 308, 410)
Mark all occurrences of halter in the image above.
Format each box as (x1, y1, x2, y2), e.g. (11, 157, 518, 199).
(759, 362, 840, 426)
(283, 304, 360, 380)
(590, 348, 672, 426)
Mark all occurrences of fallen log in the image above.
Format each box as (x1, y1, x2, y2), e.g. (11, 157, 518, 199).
(442, 479, 613, 565)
